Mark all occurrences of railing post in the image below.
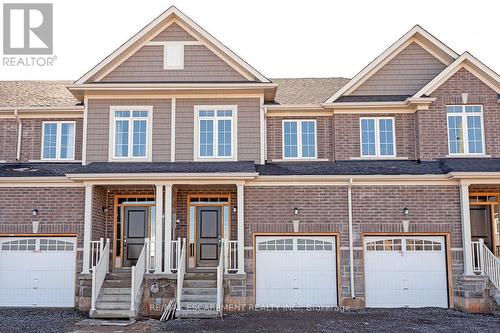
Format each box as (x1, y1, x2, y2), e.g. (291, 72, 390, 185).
(146, 238, 150, 273)
(479, 238, 485, 275)
(177, 237, 181, 272)
(164, 184, 173, 274)
(224, 238, 229, 274)
(106, 238, 110, 273)
(155, 184, 164, 273)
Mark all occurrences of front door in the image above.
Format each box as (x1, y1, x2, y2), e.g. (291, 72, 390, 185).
(470, 205, 493, 251)
(123, 206, 148, 267)
(196, 206, 221, 267)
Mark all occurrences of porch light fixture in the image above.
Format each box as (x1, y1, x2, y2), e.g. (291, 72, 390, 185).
(31, 208, 39, 217)
(102, 206, 108, 213)
(233, 207, 237, 213)
(294, 207, 299, 215)
(402, 207, 409, 216)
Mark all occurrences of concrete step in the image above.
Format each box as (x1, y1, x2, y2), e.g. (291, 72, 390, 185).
(175, 309, 220, 319)
(183, 287, 217, 295)
(100, 287, 131, 295)
(106, 273, 132, 280)
(180, 301, 217, 311)
(183, 279, 217, 288)
(185, 272, 217, 280)
(181, 294, 216, 302)
(95, 301, 131, 310)
(98, 294, 131, 303)
(89, 309, 136, 319)
(103, 280, 131, 288)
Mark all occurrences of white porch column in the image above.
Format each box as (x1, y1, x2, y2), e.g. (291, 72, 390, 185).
(237, 184, 245, 274)
(460, 183, 473, 275)
(164, 184, 173, 274)
(155, 185, 164, 273)
(81, 184, 93, 274)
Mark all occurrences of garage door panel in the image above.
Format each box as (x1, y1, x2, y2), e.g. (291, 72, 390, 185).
(364, 236, 448, 308)
(256, 236, 337, 307)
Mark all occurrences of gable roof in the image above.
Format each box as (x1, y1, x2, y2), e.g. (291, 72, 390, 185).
(270, 78, 350, 105)
(413, 52, 500, 97)
(324, 25, 459, 104)
(75, 6, 270, 84)
(0, 81, 80, 109)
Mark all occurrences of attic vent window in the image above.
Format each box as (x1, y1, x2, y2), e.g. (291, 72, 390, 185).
(164, 42, 184, 70)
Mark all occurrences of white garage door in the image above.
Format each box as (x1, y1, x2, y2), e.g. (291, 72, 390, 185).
(364, 236, 448, 308)
(0, 237, 76, 307)
(256, 236, 337, 307)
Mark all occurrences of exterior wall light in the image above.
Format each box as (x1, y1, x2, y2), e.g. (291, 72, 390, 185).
(32, 208, 39, 217)
(402, 207, 409, 216)
(233, 207, 237, 213)
(294, 207, 299, 215)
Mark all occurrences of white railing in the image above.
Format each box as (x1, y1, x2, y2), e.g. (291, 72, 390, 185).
(216, 238, 225, 317)
(176, 238, 186, 311)
(146, 239, 155, 273)
(228, 240, 238, 272)
(130, 239, 148, 312)
(90, 239, 104, 272)
(471, 239, 500, 290)
(170, 238, 180, 272)
(91, 238, 110, 311)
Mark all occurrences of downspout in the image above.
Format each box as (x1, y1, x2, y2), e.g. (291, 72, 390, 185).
(15, 109, 22, 161)
(348, 177, 355, 299)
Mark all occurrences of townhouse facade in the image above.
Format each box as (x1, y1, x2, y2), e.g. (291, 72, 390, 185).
(0, 6, 499, 318)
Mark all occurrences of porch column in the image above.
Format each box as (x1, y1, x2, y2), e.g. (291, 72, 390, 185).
(164, 184, 173, 274)
(460, 183, 473, 275)
(81, 184, 93, 274)
(237, 184, 245, 274)
(155, 185, 164, 273)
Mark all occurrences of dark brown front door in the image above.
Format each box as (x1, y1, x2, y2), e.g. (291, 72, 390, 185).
(470, 205, 493, 251)
(196, 206, 221, 267)
(123, 206, 148, 267)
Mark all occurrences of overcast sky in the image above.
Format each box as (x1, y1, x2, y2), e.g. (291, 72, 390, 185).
(0, 0, 499, 80)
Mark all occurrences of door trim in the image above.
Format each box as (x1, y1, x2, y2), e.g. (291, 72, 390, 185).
(361, 232, 452, 308)
(469, 193, 498, 253)
(252, 232, 341, 307)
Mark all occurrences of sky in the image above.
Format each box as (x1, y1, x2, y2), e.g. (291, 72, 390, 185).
(0, 0, 499, 80)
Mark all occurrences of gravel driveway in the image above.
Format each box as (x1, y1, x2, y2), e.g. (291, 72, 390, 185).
(0, 308, 499, 333)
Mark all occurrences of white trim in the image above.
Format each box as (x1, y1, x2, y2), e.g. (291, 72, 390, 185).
(236, 184, 245, 274)
(147, 40, 202, 46)
(41, 121, 76, 161)
(282, 119, 318, 160)
(460, 184, 473, 275)
(82, 184, 93, 274)
(82, 96, 88, 165)
(446, 105, 486, 156)
(154, 185, 164, 273)
(193, 105, 238, 161)
(359, 117, 396, 158)
(69, 83, 275, 90)
(171, 98, 176, 162)
(413, 52, 500, 97)
(0, 106, 84, 112)
(324, 25, 458, 104)
(75, 6, 270, 84)
(108, 106, 153, 162)
(163, 42, 184, 70)
(259, 96, 266, 165)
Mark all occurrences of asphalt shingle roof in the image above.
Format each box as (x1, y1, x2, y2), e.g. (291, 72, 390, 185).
(270, 78, 350, 105)
(0, 81, 79, 108)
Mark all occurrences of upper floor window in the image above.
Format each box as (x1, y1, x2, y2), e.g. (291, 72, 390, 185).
(195, 106, 237, 160)
(283, 120, 317, 159)
(42, 121, 75, 160)
(110, 107, 152, 161)
(447, 105, 485, 155)
(164, 42, 184, 70)
(360, 117, 395, 158)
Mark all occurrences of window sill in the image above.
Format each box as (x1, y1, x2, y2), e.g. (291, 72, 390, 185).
(29, 159, 81, 163)
(445, 154, 491, 158)
(0, 160, 6, 164)
(350, 157, 409, 160)
(269, 158, 329, 162)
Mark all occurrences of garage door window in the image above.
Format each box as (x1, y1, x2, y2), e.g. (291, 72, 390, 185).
(258, 238, 293, 251)
(1, 238, 74, 252)
(365, 239, 402, 251)
(406, 239, 442, 251)
(1, 239, 37, 251)
(297, 238, 333, 251)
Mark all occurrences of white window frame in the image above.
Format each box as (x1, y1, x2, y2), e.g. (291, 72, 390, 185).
(446, 105, 486, 156)
(109, 106, 153, 162)
(41, 121, 76, 161)
(164, 42, 184, 70)
(282, 119, 318, 160)
(359, 117, 396, 158)
(194, 105, 238, 161)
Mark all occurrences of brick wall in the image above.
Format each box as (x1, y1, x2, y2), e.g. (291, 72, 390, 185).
(266, 116, 333, 161)
(418, 68, 500, 160)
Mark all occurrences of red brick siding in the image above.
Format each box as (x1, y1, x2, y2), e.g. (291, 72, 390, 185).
(418, 68, 500, 160)
(334, 113, 416, 160)
(0, 119, 17, 161)
(266, 116, 333, 161)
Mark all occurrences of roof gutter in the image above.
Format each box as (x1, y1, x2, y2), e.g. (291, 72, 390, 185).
(14, 109, 21, 161)
(68, 83, 277, 90)
(65, 172, 259, 181)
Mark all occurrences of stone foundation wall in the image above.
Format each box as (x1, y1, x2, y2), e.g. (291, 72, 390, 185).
(454, 275, 494, 313)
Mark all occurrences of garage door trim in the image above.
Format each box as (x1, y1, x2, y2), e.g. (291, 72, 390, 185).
(362, 232, 452, 308)
(253, 232, 341, 307)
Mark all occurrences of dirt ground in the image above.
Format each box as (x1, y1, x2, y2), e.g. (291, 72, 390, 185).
(0, 308, 499, 333)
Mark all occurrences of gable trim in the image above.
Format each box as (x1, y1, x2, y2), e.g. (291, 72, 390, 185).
(324, 25, 458, 104)
(413, 52, 500, 97)
(75, 6, 270, 84)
